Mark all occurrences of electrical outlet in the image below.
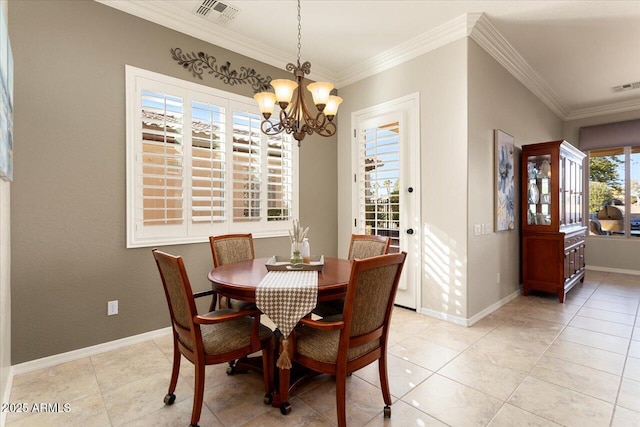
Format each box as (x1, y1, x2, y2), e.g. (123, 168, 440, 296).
(474, 224, 481, 235)
(497, 273, 501, 283)
(107, 300, 118, 316)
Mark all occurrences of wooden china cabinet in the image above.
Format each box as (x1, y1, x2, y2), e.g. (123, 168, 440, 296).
(521, 140, 587, 303)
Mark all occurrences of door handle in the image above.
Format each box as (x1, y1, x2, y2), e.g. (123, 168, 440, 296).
(406, 228, 414, 235)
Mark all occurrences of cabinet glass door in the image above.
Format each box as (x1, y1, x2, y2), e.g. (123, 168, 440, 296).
(527, 154, 552, 225)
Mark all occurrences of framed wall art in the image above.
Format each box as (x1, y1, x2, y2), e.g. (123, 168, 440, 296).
(495, 129, 515, 231)
(0, 6, 13, 182)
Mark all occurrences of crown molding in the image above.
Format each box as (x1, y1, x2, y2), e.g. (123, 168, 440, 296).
(97, 2, 640, 119)
(564, 98, 640, 121)
(468, 14, 570, 119)
(334, 14, 472, 88)
(94, 0, 337, 83)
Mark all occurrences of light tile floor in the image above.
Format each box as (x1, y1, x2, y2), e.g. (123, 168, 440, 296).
(6, 270, 640, 426)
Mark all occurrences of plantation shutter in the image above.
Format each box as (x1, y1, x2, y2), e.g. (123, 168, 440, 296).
(140, 89, 185, 227)
(232, 109, 262, 222)
(127, 66, 297, 247)
(266, 133, 293, 222)
(190, 99, 226, 224)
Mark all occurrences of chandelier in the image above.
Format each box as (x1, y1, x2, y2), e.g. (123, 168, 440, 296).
(254, 0, 342, 146)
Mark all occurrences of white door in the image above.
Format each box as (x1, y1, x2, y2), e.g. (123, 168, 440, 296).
(351, 94, 420, 309)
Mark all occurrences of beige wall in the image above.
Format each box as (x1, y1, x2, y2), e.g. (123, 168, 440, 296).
(563, 110, 640, 273)
(467, 40, 563, 318)
(9, 0, 337, 364)
(337, 38, 565, 322)
(0, 0, 10, 410)
(337, 39, 471, 320)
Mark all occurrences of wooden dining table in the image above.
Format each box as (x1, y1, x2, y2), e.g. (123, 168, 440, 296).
(207, 256, 353, 410)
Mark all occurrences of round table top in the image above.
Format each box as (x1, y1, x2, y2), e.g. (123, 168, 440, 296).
(208, 257, 352, 303)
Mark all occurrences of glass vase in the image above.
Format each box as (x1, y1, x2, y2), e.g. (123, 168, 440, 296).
(290, 242, 303, 264)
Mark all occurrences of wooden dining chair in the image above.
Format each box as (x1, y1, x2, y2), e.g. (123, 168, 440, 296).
(152, 249, 274, 427)
(312, 234, 390, 317)
(280, 252, 407, 426)
(209, 233, 256, 311)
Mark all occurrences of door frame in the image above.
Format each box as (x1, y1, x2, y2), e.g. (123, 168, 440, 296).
(350, 93, 421, 310)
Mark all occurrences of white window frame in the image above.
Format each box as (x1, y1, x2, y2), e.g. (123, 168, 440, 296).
(125, 65, 298, 248)
(586, 146, 638, 239)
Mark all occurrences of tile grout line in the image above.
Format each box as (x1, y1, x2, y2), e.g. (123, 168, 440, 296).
(609, 293, 640, 427)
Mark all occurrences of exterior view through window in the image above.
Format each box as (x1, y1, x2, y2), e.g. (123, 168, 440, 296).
(359, 121, 401, 252)
(588, 146, 640, 237)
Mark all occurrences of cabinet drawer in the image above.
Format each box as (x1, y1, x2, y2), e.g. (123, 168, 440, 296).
(564, 231, 585, 250)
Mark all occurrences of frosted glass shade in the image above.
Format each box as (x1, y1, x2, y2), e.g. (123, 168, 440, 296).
(253, 92, 276, 116)
(270, 79, 298, 104)
(307, 81, 333, 106)
(324, 95, 343, 116)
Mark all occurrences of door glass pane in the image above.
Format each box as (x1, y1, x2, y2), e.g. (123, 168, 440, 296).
(358, 121, 400, 252)
(526, 154, 551, 225)
(589, 148, 625, 236)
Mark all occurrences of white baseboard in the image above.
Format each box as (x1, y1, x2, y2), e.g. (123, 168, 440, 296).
(418, 289, 521, 327)
(419, 307, 468, 326)
(466, 289, 520, 326)
(586, 265, 640, 276)
(11, 327, 172, 376)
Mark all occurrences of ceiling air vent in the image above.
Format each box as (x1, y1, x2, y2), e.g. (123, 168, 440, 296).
(192, 0, 239, 25)
(611, 81, 640, 93)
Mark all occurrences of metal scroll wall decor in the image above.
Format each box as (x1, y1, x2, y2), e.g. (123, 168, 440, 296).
(171, 48, 272, 92)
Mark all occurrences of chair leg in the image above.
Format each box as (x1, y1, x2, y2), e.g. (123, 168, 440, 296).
(261, 338, 275, 402)
(378, 355, 392, 418)
(208, 292, 217, 312)
(190, 360, 205, 427)
(165, 339, 181, 405)
(378, 355, 392, 405)
(336, 369, 347, 427)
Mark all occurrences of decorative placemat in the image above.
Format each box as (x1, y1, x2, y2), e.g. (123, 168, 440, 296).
(256, 270, 318, 368)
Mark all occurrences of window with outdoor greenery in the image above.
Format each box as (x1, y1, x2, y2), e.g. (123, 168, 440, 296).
(588, 146, 640, 238)
(126, 66, 297, 248)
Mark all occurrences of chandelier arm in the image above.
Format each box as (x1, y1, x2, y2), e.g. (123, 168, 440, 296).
(260, 119, 285, 136)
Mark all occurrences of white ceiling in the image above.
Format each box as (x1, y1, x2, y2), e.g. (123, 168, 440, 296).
(99, 0, 640, 120)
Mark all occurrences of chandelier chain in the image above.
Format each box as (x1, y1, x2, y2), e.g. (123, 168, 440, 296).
(296, 0, 302, 65)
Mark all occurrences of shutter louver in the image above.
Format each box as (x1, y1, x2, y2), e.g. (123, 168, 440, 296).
(191, 100, 226, 224)
(232, 110, 262, 222)
(266, 133, 293, 221)
(140, 90, 184, 225)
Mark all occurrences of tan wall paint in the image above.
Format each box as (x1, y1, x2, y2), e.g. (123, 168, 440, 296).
(563, 110, 640, 273)
(337, 39, 470, 319)
(467, 40, 563, 318)
(9, 0, 337, 363)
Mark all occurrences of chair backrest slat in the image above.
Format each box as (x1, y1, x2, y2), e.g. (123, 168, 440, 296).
(348, 234, 390, 260)
(210, 234, 255, 267)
